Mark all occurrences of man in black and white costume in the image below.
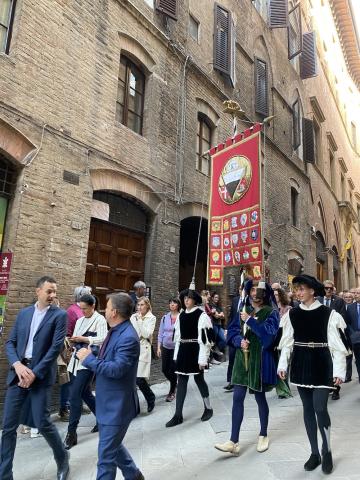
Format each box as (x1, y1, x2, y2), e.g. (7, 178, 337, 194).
(278, 274, 347, 475)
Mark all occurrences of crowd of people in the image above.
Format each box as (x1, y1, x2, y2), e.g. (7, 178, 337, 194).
(0, 274, 359, 479)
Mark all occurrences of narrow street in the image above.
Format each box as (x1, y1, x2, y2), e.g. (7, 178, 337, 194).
(11, 362, 360, 480)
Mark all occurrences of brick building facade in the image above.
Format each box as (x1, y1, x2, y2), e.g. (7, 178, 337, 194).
(0, 0, 359, 411)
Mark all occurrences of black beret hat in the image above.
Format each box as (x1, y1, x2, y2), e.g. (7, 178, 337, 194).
(179, 289, 203, 308)
(292, 274, 325, 297)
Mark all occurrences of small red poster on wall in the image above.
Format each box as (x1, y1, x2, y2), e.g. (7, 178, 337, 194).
(0, 252, 13, 295)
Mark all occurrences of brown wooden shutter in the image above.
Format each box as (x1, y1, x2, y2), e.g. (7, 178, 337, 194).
(214, 3, 231, 75)
(268, 0, 288, 28)
(292, 99, 301, 149)
(300, 32, 318, 79)
(255, 58, 268, 116)
(288, 3, 302, 59)
(155, 0, 177, 21)
(302, 118, 315, 163)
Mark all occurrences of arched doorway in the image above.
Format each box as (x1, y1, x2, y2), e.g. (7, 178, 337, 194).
(179, 217, 208, 292)
(85, 191, 149, 310)
(316, 231, 327, 281)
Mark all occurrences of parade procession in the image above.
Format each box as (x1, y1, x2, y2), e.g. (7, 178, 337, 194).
(0, 0, 359, 479)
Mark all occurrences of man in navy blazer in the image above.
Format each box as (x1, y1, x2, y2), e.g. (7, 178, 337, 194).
(345, 287, 360, 381)
(77, 292, 144, 480)
(0, 276, 69, 480)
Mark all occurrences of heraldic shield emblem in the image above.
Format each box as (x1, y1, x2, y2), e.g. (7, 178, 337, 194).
(218, 155, 252, 205)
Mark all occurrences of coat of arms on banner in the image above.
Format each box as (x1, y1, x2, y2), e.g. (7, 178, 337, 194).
(218, 156, 252, 205)
(207, 124, 263, 285)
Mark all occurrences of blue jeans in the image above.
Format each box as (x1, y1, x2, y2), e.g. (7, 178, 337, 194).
(0, 385, 66, 480)
(68, 370, 96, 433)
(60, 381, 71, 409)
(213, 324, 226, 351)
(97, 423, 140, 480)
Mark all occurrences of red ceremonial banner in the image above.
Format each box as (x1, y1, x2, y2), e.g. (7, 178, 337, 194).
(207, 124, 263, 285)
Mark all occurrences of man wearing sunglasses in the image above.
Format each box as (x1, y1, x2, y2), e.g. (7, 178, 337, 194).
(318, 280, 349, 399)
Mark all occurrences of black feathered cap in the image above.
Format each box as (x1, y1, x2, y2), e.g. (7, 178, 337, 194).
(292, 274, 325, 297)
(179, 289, 203, 310)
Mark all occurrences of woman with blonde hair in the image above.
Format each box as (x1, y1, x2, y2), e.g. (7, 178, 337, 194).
(130, 296, 157, 413)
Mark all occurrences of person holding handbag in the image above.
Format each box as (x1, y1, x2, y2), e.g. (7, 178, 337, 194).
(130, 297, 157, 413)
(63, 294, 107, 450)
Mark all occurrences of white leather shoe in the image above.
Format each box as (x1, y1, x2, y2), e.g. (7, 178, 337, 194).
(257, 435, 269, 452)
(214, 440, 240, 455)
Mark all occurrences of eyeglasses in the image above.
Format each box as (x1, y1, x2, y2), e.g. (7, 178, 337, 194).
(324, 286, 333, 290)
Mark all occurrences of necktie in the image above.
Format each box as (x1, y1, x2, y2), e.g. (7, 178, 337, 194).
(326, 298, 331, 308)
(98, 328, 113, 359)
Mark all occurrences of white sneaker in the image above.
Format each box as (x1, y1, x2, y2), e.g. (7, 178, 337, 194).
(257, 435, 269, 452)
(210, 359, 221, 365)
(30, 428, 42, 438)
(214, 440, 240, 456)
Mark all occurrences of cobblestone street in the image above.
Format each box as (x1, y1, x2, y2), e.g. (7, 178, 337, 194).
(10, 362, 360, 480)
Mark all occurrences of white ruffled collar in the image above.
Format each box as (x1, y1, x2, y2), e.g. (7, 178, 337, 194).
(299, 300, 322, 311)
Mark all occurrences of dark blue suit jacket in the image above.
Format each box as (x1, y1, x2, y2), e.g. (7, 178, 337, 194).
(5, 304, 67, 387)
(346, 302, 360, 334)
(83, 319, 140, 426)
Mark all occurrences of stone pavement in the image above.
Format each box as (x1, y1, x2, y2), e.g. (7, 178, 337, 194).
(9, 363, 360, 480)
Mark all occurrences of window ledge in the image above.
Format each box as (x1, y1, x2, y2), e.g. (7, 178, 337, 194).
(196, 169, 210, 178)
(114, 121, 148, 142)
(0, 53, 16, 66)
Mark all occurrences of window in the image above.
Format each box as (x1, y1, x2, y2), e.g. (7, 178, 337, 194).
(0, 154, 16, 196)
(329, 150, 335, 190)
(292, 98, 301, 150)
(288, 3, 302, 60)
(0, 0, 16, 54)
(196, 115, 212, 175)
(351, 122, 357, 150)
(254, 0, 269, 22)
(255, 58, 268, 116)
(313, 118, 321, 165)
(189, 14, 199, 42)
(290, 187, 298, 227)
(116, 56, 145, 135)
(340, 174, 346, 201)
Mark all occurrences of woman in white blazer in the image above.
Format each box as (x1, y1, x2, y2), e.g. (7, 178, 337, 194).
(64, 294, 107, 450)
(130, 296, 156, 413)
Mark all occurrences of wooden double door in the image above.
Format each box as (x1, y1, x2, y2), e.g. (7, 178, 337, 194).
(85, 219, 146, 311)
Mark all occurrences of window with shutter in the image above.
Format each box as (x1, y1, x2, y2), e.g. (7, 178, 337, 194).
(255, 58, 268, 116)
(268, 0, 288, 29)
(302, 118, 315, 163)
(300, 31, 317, 79)
(229, 19, 236, 87)
(155, 0, 177, 21)
(0, 0, 17, 54)
(292, 99, 301, 150)
(214, 4, 231, 76)
(288, 3, 302, 59)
